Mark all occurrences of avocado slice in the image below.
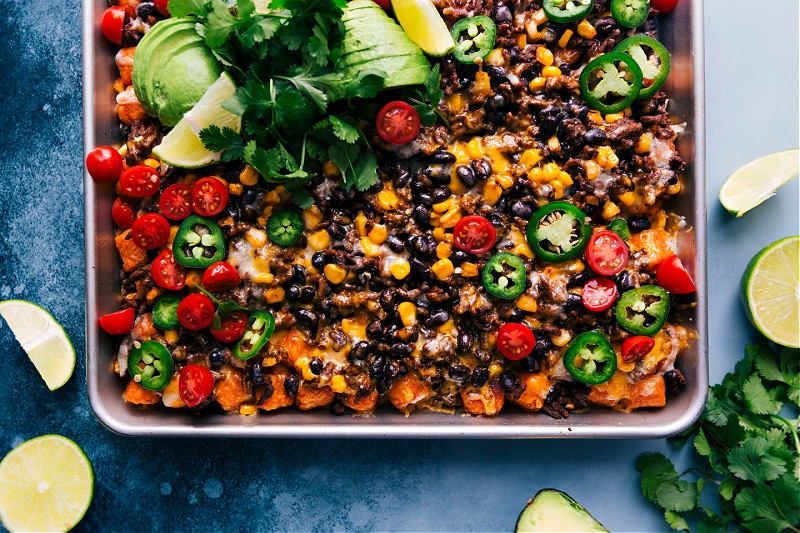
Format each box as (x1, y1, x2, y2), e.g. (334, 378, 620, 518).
(515, 489, 609, 533)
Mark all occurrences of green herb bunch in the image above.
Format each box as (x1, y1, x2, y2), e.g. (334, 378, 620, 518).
(166, 0, 397, 201)
(637, 344, 800, 532)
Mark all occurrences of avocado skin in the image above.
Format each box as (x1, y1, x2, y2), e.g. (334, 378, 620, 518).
(515, 489, 609, 533)
(132, 18, 223, 127)
(335, 0, 430, 88)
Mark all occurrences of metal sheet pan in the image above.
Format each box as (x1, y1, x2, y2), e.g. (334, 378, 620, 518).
(83, 0, 707, 438)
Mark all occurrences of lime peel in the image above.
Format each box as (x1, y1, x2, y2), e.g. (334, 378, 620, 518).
(391, 0, 456, 57)
(719, 148, 799, 217)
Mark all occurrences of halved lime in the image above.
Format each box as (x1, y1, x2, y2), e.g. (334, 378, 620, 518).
(391, 0, 455, 57)
(0, 300, 75, 391)
(0, 435, 93, 533)
(151, 71, 241, 168)
(719, 148, 799, 217)
(740, 235, 800, 348)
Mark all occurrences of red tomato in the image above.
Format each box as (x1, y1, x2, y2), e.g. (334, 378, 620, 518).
(118, 165, 160, 198)
(582, 277, 618, 312)
(154, 0, 170, 17)
(586, 230, 629, 276)
(192, 177, 228, 216)
(496, 323, 536, 360)
(178, 364, 215, 408)
(650, 0, 678, 14)
(202, 261, 241, 292)
(177, 293, 215, 331)
(656, 255, 696, 294)
(111, 197, 137, 229)
(210, 311, 248, 343)
(622, 335, 656, 363)
(85, 145, 123, 182)
(376, 101, 420, 145)
(159, 183, 193, 220)
(131, 213, 170, 250)
(151, 250, 187, 290)
(98, 308, 135, 335)
(374, 0, 391, 9)
(453, 215, 497, 255)
(100, 6, 125, 45)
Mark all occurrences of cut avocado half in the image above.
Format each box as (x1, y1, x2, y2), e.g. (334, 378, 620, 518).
(515, 489, 609, 533)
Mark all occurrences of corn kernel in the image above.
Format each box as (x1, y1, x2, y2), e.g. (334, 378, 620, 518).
(577, 19, 597, 39)
(617, 191, 636, 207)
(324, 263, 347, 284)
(473, 70, 491, 97)
(252, 272, 274, 285)
(516, 34, 527, 48)
(330, 374, 347, 394)
(143, 158, 160, 169)
(587, 110, 603, 125)
(438, 319, 456, 335)
(164, 329, 179, 345)
(489, 362, 504, 379)
(397, 301, 417, 327)
(583, 160, 600, 181)
(495, 173, 514, 190)
(389, 257, 411, 280)
(558, 29, 573, 48)
(528, 166, 544, 183)
(519, 148, 543, 169)
(602, 200, 621, 220)
(542, 65, 561, 78)
(482, 179, 503, 205)
(485, 48, 505, 67)
(536, 46, 554, 66)
(543, 162, 561, 182)
(432, 197, 453, 214)
(460, 262, 479, 277)
(308, 229, 331, 251)
(239, 404, 258, 416)
(550, 329, 572, 347)
(605, 112, 624, 123)
(185, 270, 203, 288)
(515, 294, 538, 313)
(228, 182, 244, 196)
(634, 132, 652, 154)
(354, 213, 368, 237)
(253, 257, 271, 273)
(377, 188, 400, 210)
(296, 357, 315, 381)
(432, 227, 447, 241)
(447, 92, 466, 114)
(245, 228, 268, 248)
(360, 236, 383, 257)
(558, 171, 574, 187)
(466, 137, 483, 159)
(436, 241, 452, 260)
(596, 146, 619, 170)
(368, 224, 388, 244)
(529, 77, 546, 91)
(568, 259, 585, 273)
(239, 164, 259, 186)
(264, 286, 285, 304)
(667, 181, 681, 195)
(322, 160, 341, 178)
(431, 258, 454, 280)
(551, 180, 564, 199)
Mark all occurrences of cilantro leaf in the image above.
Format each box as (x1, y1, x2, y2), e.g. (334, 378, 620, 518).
(199, 125, 245, 161)
(664, 510, 690, 532)
(329, 116, 361, 144)
(168, 0, 209, 17)
(743, 373, 781, 415)
(656, 479, 699, 513)
(728, 437, 787, 483)
(327, 143, 378, 191)
(205, 0, 240, 48)
(735, 480, 798, 532)
(636, 452, 680, 503)
(290, 188, 314, 210)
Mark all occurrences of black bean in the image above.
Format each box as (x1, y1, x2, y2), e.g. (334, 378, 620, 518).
(426, 165, 452, 186)
(425, 308, 450, 328)
(386, 235, 406, 253)
(509, 200, 533, 219)
(487, 65, 507, 86)
(379, 288, 397, 312)
(299, 286, 316, 304)
(283, 374, 299, 398)
(366, 320, 383, 339)
(370, 355, 386, 378)
(309, 357, 323, 375)
(329, 330, 349, 351)
(208, 348, 226, 369)
(664, 368, 686, 394)
(456, 164, 477, 188)
(292, 265, 307, 285)
(327, 223, 346, 240)
(413, 205, 431, 226)
(250, 363, 265, 386)
(349, 341, 371, 361)
(295, 308, 318, 325)
(494, 1, 512, 21)
(564, 292, 583, 310)
(451, 249, 470, 265)
(502, 307, 525, 323)
(567, 270, 593, 287)
(389, 343, 412, 359)
(257, 378, 274, 406)
(432, 186, 451, 203)
(311, 251, 327, 269)
(457, 330, 474, 352)
(520, 355, 542, 373)
(584, 128, 607, 145)
(613, 270, 634, 292)
(628, 216, 651, 233)
(449, 363, 471, 382)
(430, 150, 456, 164)
(500, 371, 521, 392)
(411, 174, 433, 193)
(376, 377, 389, 395)
(485, 94, 507, 114)
(410, 258, 431, 280)
(471, 158, 492, 179)
(385, 360, 408, 382)
(471, 365, 489, 388)
(414, 191, 433, 206)
(135, 2, 157, 18)
(286, 284, 301, 302)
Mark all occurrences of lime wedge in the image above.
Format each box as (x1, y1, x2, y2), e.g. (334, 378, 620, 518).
(740, 235, 800, 348)
(151, 71, 241, 169)
(0, 435, 93, 533)
(719, 148, 799, 217)
(0, 300, 75, 391)
(391, 0, 455, 57)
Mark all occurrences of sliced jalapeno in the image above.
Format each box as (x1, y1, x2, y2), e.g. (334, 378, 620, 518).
(151, 292, 181, 330)
(233, 309, 276, 360)
(127, 340, 174, 391)
(610, 0, 650, 28)
(267, 209, 304, 247)
(607, 218, 630, 241)
(615, 285, 670, 336)
(579, 51, 643, 114)
(526, 201, 591, 262)
(614, 35, 671, 99)
(172, 214, 226, 269)
(482, 252, 527, 299)
(450, 15, 497, 64)
(563, 331, 617, 385)
(543, 0, 593, 23)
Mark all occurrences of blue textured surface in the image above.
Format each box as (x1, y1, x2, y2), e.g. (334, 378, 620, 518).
(0, 1, 798, 532)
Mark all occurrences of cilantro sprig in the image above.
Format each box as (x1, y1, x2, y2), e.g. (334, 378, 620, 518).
(637, 343, 800, 532)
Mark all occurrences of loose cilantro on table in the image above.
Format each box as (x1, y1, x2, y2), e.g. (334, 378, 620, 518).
(637, 343, 800, 532)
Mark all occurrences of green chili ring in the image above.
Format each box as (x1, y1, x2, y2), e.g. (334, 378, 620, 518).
(172, 214, 226, 269)
(151, 292, 182, 330)
(543, 0, 593, 23)
(127, 340, 175, 391)
(234, 309, 276, 360)
(615, 285, 670, 336)
(482, 252, 528, 299)
(610, 0, 650, 29)
(526, 201, 591, 262)
(267, 208, 305, 247)
(563, 331, 617, 385)
(579, 51, 644, 114)
(614, 35, 671, 99)
(450, 15, 497, 64)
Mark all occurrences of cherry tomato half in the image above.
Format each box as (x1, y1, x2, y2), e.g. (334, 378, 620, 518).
(586, 229, 629, 276)
(656, 254, 696, 294)
(178, 364, 215, 408)
(177, 293, 215, 331)
(131, 213, 170, 250)
(582, 277, 618, 312)
(622, 335, 656, 363)
(86, 145, 123, 182)
(210, 311, 248, 343)
(111, 197, 137, 229)
(373, 0, 391, 9)
(118, 165, 160, 198)
(192, 177, 229, 217)
(453, 215, 497, 255)
(100, 6, 125, 45)
(202, 261, 241, 292)
(151, 249, 187, 290)
(98, 307, 135, 335)
(650, 0, 678, 14)
(153, 0, 170, 17)
(496, 323, 536, 360)
(376, 101, 420, 145)
(159, 183, 193, 221)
